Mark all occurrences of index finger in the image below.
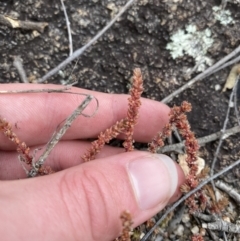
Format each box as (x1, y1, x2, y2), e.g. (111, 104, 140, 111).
(0, 84, 170, 149)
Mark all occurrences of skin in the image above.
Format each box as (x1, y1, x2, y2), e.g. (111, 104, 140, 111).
(0, 84, 185, 241)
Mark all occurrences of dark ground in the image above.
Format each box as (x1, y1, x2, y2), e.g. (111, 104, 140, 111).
(0, 0, 240, 240)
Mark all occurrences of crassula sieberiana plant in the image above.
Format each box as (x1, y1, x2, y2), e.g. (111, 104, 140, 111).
(0, 69, 228, 241)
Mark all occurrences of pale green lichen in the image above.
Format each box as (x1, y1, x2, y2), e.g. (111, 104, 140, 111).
(212, 6, 235, 26)
(166, 24, 214, 72)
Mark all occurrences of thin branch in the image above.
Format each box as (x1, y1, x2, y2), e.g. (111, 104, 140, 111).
(140, 158, 240, 241)
(215, 180, 240, 205)
(211, 80, 238, 191)
(13, 56, 28, 83)
(38, 0, 136, 83)
(213, 55, 240, 77)
(234, 77, 240, 126)
(221, 0, 228, 9)
(0, 14, 48, 32)
(60, 0, 73, 56)
(202, 219, 240, 233)
(223, 231, 228, 241)
(0, 88, 98, 118)
(0, 87, 71, 94)
(158, 126, 240, 153)
(193, 212, 216, 222)
(167, 204, 185, 233)
(162, 45, 240, 103)
(28, 95, 94, 177)
(195, 212, 240, 234)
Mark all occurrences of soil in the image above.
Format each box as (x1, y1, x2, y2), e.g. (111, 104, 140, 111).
(0, 0, 240, 240)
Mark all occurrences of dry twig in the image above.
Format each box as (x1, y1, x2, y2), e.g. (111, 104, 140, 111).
(0, 86, 71, 94)
(202, 218, 240, 234)
(162, 45, 240, 104)
(233, 74, 240, 128)
(38, 0, 136, 83)
(158, 125, 240, 153)
(0, 14, 48, 32)
(0, 88, 98, 119)
(28, 95, 94, 177)
(60, 0, 73, 56)
(210, 79, 238, 193)
(215, 180, 240, 205)
(13, 56, 28, 83)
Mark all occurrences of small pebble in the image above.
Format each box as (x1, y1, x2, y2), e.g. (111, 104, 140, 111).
(215, 84, 221, 91)
(182, 213, 190, 223)
(191, 225, 199, 235)
(174, 224, 184, 236)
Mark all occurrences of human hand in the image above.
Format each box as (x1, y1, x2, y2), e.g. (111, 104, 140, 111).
(0, 84, 185, 241)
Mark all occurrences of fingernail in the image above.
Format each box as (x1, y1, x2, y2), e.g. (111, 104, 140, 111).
(128, 154, 178, 210)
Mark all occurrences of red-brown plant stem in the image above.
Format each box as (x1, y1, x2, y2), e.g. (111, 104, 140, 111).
(148, 122, 172, 153)
(0, 117, 33, 165)
(0, 117, 54, 176)
(173, 102, 199, 187)
(149, 102, 197, 157)
(38, 165, 55, 176)
(149, 102, 199, 178)
(82, 118, 128, 162)
(82, 68, 144, 161)
(192, 234, 204, 241)
(149, 102, 202, 212)
(123, 68, 143, 151)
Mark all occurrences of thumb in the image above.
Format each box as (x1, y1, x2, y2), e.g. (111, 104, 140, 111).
(0, 151, 185, 241)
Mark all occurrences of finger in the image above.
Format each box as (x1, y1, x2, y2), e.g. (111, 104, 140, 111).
(0, 152, 185, 241)
(0, 140, 124, 180)
(0, 84, 170, 149)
